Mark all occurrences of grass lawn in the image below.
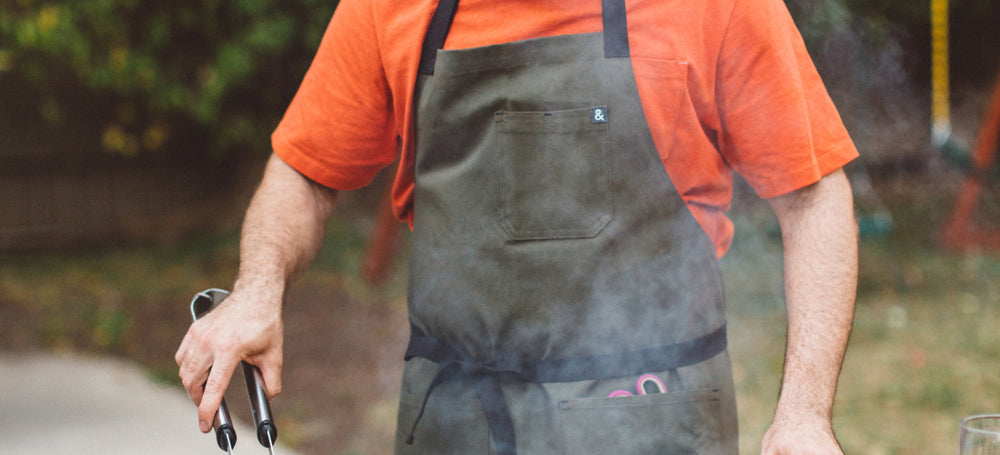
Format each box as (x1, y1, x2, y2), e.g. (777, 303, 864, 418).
(2, 175, 999, 454)
(724, 177, 1000, 455)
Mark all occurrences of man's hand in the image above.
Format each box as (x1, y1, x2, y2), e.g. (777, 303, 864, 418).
(175, 285, 284, 433)
(761, 415, 843, 455)
(174, 154, 338, 433)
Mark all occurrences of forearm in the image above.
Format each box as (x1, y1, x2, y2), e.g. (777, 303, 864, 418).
(175, 153, 338, 428)
(234, 153, 339, 305)
(768, 169, 857, 431)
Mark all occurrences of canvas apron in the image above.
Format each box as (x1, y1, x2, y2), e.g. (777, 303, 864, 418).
(397, 0, 738, 453)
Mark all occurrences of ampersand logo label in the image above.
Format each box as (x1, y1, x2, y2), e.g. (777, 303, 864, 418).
(591, 106, 609, 124)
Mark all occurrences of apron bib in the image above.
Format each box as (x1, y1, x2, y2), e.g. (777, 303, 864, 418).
(397, 1, 737, 453)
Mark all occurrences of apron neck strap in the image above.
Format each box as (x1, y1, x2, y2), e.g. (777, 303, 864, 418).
(601, 0, 630, 58)
(418, 0, 630, 75)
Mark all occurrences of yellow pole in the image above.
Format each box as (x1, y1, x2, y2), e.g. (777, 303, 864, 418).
(932, 0, 951, 146)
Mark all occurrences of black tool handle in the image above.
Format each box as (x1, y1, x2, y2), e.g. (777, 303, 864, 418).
(214, 397, 238, 451)
(190, 288, 239, 453)
(242, 361, 278, 447)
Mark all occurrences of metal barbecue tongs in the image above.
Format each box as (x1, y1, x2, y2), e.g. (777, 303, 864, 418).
(190, 288, 279, 455)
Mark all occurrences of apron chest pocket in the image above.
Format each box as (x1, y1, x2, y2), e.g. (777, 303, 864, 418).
(558, 388, 725, 455)
(495, 107, 613, 241)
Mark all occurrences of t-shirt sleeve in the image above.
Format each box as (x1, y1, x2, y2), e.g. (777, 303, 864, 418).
(715, 0, 858, 199)
(271, 0, 397, 190)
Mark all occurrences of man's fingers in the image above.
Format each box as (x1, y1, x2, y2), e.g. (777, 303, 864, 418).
(176, 324, 218, 404)
(174, 331, 190, 367)
(177, 354, 210, 405)
(197, 356, 240, 433)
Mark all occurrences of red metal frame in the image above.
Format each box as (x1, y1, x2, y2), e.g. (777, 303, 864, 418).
(941, 69, 1000, 251)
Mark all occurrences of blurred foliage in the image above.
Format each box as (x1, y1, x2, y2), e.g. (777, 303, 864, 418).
(2, 0, 999, 160)
(0, 0, 338, 158)
(786, 0, 1000, 89)
(788, 0, 997, 44)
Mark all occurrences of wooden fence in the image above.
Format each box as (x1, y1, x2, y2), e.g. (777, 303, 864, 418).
(0, 152, 261, 251)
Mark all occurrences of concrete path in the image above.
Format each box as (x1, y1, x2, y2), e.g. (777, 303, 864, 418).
(0, 352, 296, 455)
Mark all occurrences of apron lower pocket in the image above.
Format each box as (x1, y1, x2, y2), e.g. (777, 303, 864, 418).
(558, 388, 724, 455)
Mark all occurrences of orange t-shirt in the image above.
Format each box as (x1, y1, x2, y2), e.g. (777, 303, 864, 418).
(271, 0, 858, 257)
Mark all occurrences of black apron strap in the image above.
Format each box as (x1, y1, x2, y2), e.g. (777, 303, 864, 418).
(404, 324, 727, 454)
(418, 0, 460, 75)
(418, 0, 631, 75)
(602, 0, 630, 58)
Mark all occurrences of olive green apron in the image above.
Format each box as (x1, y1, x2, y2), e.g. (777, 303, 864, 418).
(396, 1, 738, 453)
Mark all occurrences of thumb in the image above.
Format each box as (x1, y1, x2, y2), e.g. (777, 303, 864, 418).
(255, 354, 283, 399)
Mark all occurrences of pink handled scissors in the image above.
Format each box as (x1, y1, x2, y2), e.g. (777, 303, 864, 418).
(607, 373, 668, 397)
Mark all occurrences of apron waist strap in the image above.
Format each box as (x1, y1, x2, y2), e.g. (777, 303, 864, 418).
(403, 324, 728, 455)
